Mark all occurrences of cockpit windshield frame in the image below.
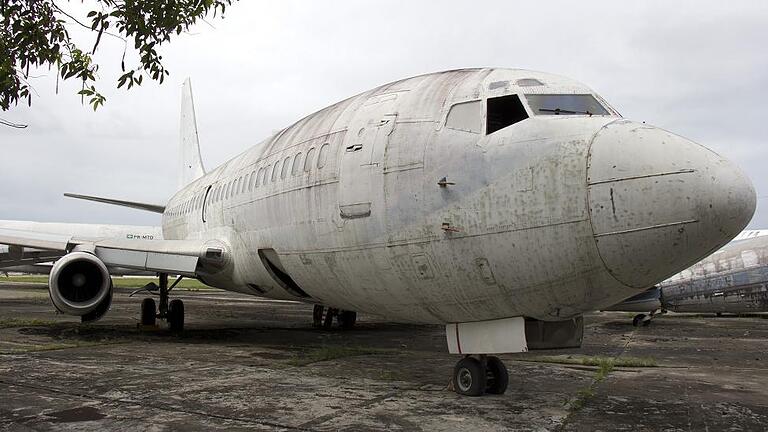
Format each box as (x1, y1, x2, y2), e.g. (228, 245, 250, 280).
(525, 94, 610, 117)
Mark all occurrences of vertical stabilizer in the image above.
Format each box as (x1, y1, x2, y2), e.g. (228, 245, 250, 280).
(178, 78, 206, 189)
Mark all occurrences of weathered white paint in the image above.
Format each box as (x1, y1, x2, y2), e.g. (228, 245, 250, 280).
(1, 68, 756, 338)
(155, 68, 754, 324)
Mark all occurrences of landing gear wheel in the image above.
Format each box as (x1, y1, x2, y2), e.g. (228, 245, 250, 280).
(337, 310, 357, 329)
(323, 308, 337, 329)
(313, 305, 324, 328)
(632, 314, 646, 327)
(453, 357, 486, 397)
(485, 356, 509, 395)
(168, 299, 185, 332)
(141, 298, 156, 326)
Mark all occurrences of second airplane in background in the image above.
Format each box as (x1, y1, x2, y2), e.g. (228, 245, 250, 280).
(609, 230, 768, 326)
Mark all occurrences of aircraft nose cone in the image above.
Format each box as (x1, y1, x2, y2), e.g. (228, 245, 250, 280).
(587, 120, 755, 288)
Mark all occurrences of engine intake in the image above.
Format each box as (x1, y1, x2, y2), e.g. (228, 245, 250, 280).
(49, 252, 111, 316)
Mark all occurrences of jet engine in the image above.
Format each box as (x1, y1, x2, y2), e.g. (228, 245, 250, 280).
(49, 252, 113, 321)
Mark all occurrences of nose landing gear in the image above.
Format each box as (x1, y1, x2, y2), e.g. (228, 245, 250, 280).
(452, 355, 509, 396)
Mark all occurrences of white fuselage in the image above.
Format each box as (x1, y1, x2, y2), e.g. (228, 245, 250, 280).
(157, 68, 755, 324)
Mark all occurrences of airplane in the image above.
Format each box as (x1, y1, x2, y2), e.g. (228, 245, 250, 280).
(0, 68, 756, 396)
(607, 229, 768, 326)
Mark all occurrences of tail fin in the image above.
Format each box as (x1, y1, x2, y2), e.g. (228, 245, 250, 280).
(179, 78, 206, 189)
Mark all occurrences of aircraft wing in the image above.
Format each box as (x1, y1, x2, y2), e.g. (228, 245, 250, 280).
(0, 228, 225, 277)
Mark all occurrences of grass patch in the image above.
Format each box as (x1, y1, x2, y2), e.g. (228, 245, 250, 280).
(565, 358, 616, 413)
(0, 318, 60, 329)
(1, 275, 49, 284)
(516, 354, 657, 368)
(288, 346, 386, 367)
(1, 275, 214, 290)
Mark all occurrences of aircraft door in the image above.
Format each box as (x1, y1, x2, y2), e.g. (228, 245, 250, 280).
(338, 98, 396, 220)
(201, 185, 212, 223)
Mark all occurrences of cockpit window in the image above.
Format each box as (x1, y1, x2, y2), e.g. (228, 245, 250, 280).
(486, 94, 529, 135)
(525, 94, 609, 116)
(446, 100, 482, 134)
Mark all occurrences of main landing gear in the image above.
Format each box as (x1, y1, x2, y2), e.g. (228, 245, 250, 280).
(632, 313, 650, 327)
(312, 305, 356, 329)
(135, 273, 185, 332)
(632, 309, 665, 327)
(452, 355, 509, 396)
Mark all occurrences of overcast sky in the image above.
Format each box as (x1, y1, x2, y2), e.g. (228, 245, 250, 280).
(1, 1, 767, 229)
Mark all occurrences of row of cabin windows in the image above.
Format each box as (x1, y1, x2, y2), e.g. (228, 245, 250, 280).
(167, 143, 331, 218)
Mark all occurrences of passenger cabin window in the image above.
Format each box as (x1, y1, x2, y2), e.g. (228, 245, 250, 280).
(486, 94, 528, 134)
(281, 157, 290, 179)
(292, 153, 303, 176)
(317, 143, 330, 169)
(446, 100, 482, 134)
(525, 94, 609, 116)
(742, 250, 759, 268)
(304, 147, 315, 172)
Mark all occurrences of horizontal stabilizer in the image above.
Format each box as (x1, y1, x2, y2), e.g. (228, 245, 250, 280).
(64, 193, 166, 214)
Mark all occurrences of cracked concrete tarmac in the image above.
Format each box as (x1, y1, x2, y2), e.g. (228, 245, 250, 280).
(0, 282, 767, 431)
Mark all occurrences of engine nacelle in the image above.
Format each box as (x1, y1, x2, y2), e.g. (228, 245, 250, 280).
(49, 252, 111, 316)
